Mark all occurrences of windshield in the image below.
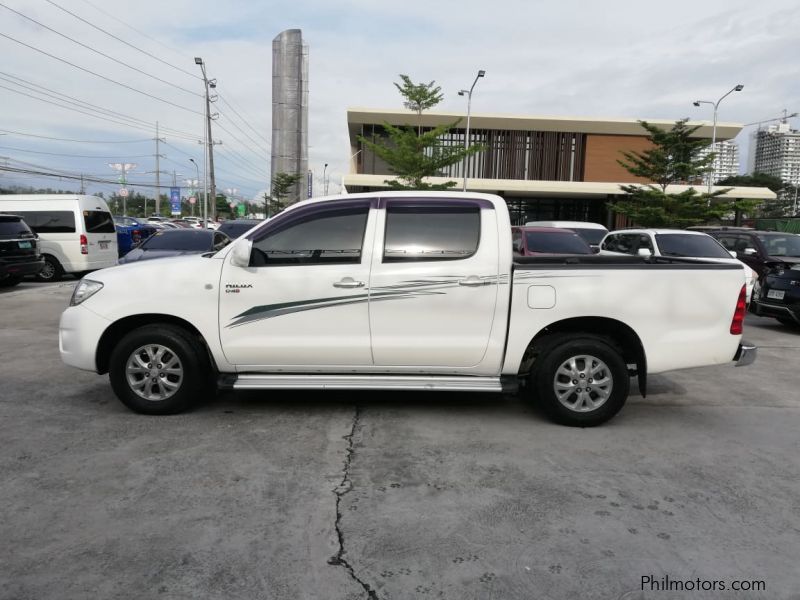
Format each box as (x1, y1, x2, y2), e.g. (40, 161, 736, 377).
(655, 234, 732, 258)
(525, 231, 593, 254)
(569, 228, 606, 245)
(757, 233, 800, 257)
(141, 230, 211, 251)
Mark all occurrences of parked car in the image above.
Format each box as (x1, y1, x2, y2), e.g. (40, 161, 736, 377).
(524, 220, 609, 248)
(217, 218, 263, 239)
(512, 226, 594, 256)
(113, 216, 157, 256)
(118, 229, 231, 264)
(750, 262, 800, 326)
(0, 194, 117, 282)
(705, 229, 800, 278)
(599, 228, 756, 302)
(60, 192, 754, 426)
(0, 213, 44, 287)
(169, 219, 194, 228)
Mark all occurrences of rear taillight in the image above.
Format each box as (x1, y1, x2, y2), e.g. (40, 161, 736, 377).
(730, 285, 746, 335)
(80, 234, 88, 255)
(132, 229, 141, 244)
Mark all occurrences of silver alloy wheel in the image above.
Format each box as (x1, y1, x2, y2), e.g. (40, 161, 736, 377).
(125, 344, 184, 402)
(553, 354, 613, 413)
(39, 260, 55, 280)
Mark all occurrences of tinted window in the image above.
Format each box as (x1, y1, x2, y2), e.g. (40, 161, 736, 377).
(384, 204, 480, 262)
(525, 231, 592, 254)
(251, 204, 368, 266)
(0, 216, 34, 239)
(603, 233, 639, 254)
(757, 233, 800, 257)
(141, 230, 212, 251)
(569, 228, 606, 245)
(84, 210, 115, 233)
(656, 234, 732, 258)
(212, 232, 231, 250)
(14, 210, 76, 233)
(218, 221, 260, 239)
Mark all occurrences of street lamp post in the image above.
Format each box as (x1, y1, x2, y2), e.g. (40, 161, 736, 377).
(457, 69, 485, 192)
(323, 163, 328, 196)
(189, 158, 201, 222)
(693, 84, 744, 193)
(195, 57, 218, 223)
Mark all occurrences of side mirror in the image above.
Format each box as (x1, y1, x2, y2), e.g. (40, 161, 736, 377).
(637, 248, 653, 258)
(729, 250, 737, 258)
(230, 238, 252, 267)
(743, 248, 758, 256)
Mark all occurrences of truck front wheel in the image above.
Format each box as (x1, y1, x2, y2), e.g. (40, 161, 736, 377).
(108, 324, 211, 415)
(533, 335, 629, 427)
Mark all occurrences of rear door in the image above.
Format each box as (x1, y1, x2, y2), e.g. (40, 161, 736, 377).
(81, 209, 117, 267)
(367, 198, 500, 369)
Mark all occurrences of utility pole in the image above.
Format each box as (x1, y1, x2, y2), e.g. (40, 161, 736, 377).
(153, 121, 165, 216)
(79, 174, 85, 194)
(195, 57, 219, 222)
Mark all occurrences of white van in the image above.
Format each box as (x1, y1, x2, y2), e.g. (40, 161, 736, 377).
(524, 220, 609, 247)
(0, 195, 118, 281)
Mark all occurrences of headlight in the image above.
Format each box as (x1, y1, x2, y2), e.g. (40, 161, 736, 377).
(70, 279, 104, 306)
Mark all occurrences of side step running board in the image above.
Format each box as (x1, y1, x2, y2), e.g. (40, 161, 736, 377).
(222, 374, 514, 393)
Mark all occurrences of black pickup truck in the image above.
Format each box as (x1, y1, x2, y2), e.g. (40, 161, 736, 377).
(0, 214, 44, 287)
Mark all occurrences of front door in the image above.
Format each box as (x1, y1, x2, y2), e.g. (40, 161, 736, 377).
(367, 198, 500, 369)
(219, 199, 375, 369)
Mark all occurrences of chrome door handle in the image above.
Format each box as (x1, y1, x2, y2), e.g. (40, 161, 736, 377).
(333, 277, 365, 289)
(458, 276, 487, 287)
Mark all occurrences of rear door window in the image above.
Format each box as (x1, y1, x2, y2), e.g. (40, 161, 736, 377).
(83, 211, 115, 234)
(383, 203, 480, 262)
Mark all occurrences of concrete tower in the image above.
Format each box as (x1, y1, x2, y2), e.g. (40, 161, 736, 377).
(271, 29, 309, 203)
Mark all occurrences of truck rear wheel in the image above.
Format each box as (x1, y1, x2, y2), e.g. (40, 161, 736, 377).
(108, 324, 211, 415)
(533, 335, 629, 427)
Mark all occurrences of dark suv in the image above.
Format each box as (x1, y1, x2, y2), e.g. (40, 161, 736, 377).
(707, 229, 800, 326)
(0, 214, 44, 287)
(705, 229, 800, 277)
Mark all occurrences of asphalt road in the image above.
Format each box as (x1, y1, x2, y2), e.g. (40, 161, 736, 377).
(1, 282, 798, 599)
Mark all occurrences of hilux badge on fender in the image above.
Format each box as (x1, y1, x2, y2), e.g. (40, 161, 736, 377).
(225, 283, 253, 294)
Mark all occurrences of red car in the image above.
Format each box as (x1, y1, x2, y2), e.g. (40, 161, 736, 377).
(512, 226, 595, 256)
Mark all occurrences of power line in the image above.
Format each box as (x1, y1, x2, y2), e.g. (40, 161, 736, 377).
(218, 108, 270, 155)
(0, 81, 201, 141)
(0, 31, 202, 116)
(1, 163, 184, 189)
(43, 0, 200, 80)
(0, 145, 151, 159)
(0, 128, 150, 144)
(0, 71, 201, 141)
(77, 0, 191, 61)
(0, 3, 200, 97)
(219, 94, 270, 146)
(215, 122, 269, 168)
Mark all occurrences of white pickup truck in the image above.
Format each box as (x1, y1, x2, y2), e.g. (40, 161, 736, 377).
(59, 192, 755, 426)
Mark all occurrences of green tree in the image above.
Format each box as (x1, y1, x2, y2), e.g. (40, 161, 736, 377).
(266, 172, 303, 216)
(358, 74, 482, 190)
(394, 74, 443, 134)
(611, 119, 730, 227)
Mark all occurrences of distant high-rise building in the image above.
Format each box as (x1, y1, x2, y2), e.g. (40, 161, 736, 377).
(750, 121, 800, 186)
(271, 29, 309, 202)
(698, 140, 740, 184)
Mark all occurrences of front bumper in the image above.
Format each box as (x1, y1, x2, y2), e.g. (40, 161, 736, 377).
(750, 298, 800, 324)
(733, 341, 757, 367)
(59, 304, 111, 372)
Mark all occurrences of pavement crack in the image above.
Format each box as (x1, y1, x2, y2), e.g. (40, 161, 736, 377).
(328, 405, 379, 600)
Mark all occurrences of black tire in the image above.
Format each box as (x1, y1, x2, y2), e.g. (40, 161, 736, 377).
(0, 275, 23, 288)
(532, 334, 630, 427)
(108, 324, 213, 415)
(35, 255, 63, 282)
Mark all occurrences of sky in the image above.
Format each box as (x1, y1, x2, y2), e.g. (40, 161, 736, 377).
(0, 0, 798, 204)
